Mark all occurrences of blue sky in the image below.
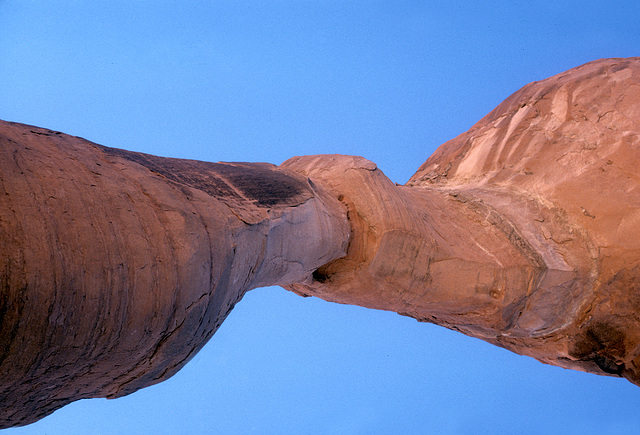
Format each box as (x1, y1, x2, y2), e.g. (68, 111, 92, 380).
(1, 1, 640, 434)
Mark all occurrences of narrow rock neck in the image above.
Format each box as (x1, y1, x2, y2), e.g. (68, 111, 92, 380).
(280, 155, 588, 341)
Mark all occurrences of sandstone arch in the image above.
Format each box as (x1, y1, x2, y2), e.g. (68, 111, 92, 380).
(1, 57, 639, 428)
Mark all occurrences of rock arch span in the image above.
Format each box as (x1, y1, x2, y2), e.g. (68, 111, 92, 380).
(1, 57, 640, 428)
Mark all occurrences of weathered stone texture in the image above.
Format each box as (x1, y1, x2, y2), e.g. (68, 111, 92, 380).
(286, 58, 640, 385)
(0, 122, 348, 427)
(1, 57, 639, 428)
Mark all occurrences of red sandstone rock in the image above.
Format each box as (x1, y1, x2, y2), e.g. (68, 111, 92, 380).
(287, 58, 640, 385)
(0, 124, 348, 427)
(409, 57, 640, 380)
(1, 57, 639, 428)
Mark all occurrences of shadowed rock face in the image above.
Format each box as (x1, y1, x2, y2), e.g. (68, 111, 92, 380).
(1, 57, 640, 428)
(0, 124, 349, 427)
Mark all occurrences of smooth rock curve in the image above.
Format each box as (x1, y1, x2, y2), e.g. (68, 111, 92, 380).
(1, 57, 639, 428)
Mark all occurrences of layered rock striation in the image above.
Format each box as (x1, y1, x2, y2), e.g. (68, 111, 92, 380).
(0, 124, 348, 426)
(1, 57, 639, 428)
(287, 58, 640, 384)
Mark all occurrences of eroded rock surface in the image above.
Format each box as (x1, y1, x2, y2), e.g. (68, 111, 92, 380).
(0, 123, 348, 427)
(1, 57, 639, 428)
(286, 58, 640, 384)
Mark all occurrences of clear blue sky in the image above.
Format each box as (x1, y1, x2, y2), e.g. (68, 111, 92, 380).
(2, 1, 640, 434)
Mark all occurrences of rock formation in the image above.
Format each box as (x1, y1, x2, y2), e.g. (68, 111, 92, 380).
(1, 57, 639, 428)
